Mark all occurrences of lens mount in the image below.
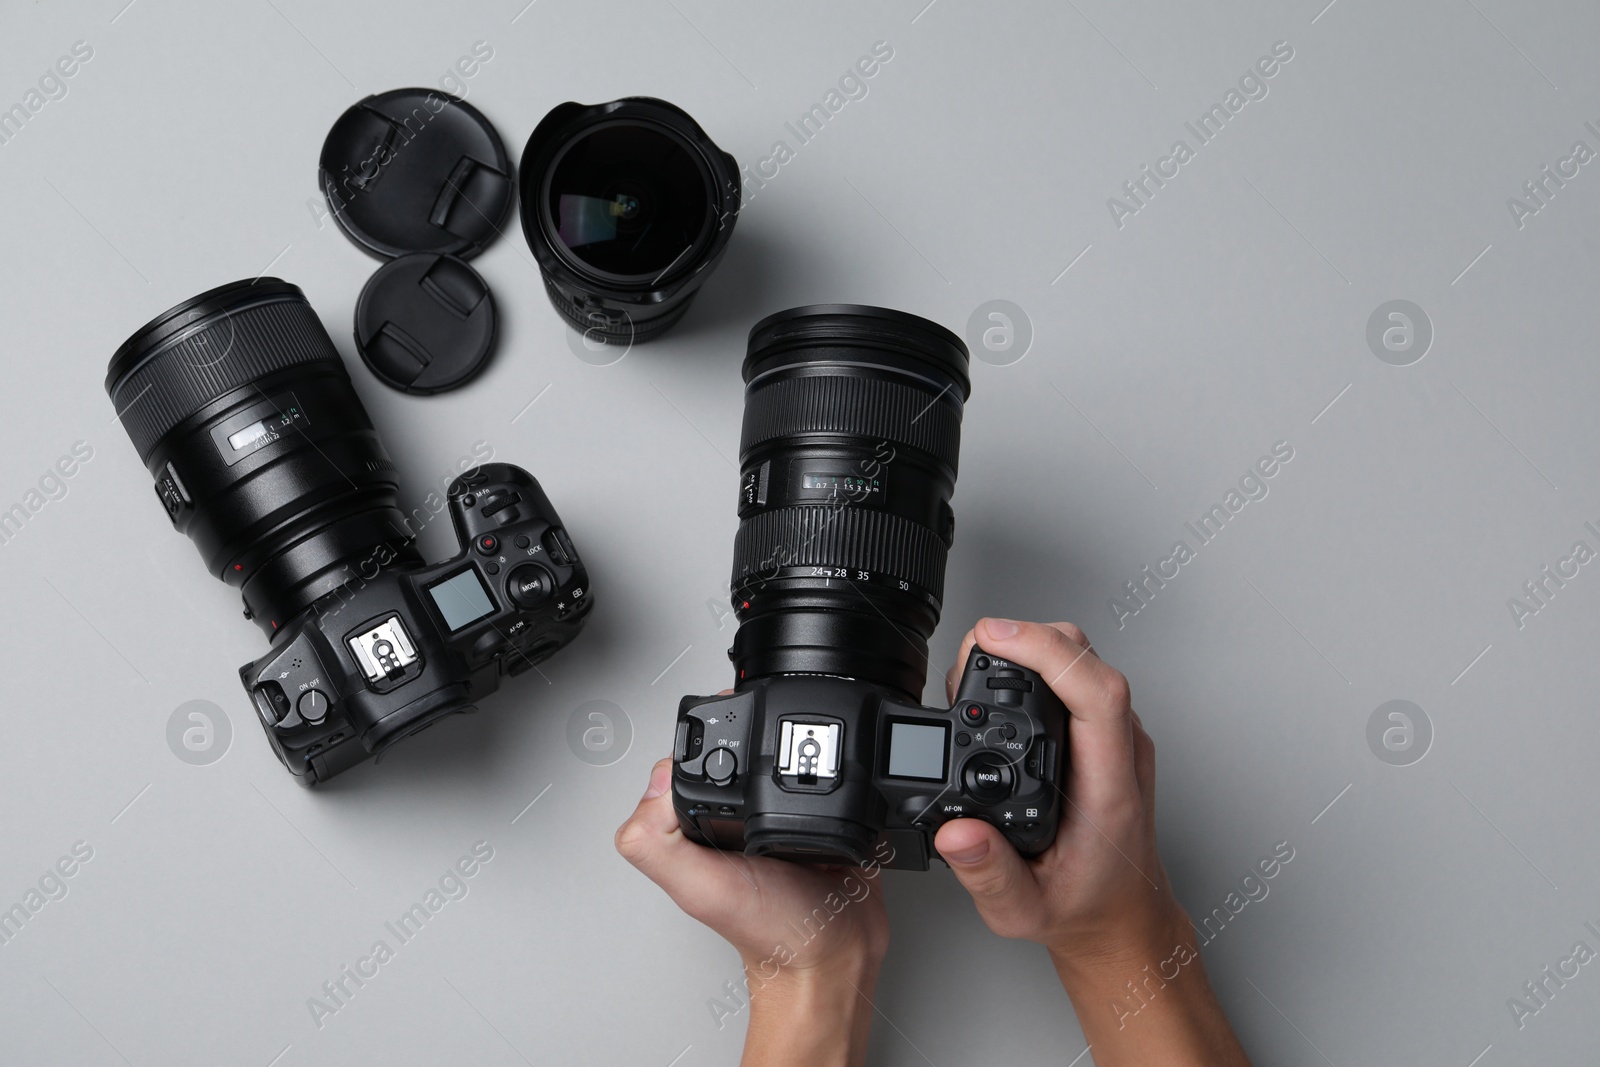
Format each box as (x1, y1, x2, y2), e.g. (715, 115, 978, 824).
(519, 97, 740, 343)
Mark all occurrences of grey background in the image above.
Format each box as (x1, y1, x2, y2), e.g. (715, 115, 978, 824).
(2, 0, 1597, 1063)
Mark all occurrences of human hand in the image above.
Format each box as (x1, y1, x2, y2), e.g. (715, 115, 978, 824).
(935, 618, 1249, 1064)
(616, 757, 890, 1066)
(936, 618, 1175, 963)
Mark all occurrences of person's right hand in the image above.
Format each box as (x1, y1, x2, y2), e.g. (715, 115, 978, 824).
(935, 618, 1176, 962)
(935, 618, 1250, 1065)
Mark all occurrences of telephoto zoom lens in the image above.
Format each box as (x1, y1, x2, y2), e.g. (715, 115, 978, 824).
(105, 278, 419, 635)
(519, 97, 739, 345)
(730, 305, 971, 698)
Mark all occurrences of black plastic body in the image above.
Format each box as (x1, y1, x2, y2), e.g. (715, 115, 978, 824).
(672, 648, 1067, 870)
(106, 279, 591, 784)
(241, 463, 592, 785)
(518, 97, 739, 343)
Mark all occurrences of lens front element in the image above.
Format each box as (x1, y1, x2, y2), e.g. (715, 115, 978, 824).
(546, 122, 713, 282)
(519, 97, 741, 344)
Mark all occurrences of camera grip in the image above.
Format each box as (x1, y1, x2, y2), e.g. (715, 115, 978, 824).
(946, 645, 1068, 855)
(446, 463, 560, 551)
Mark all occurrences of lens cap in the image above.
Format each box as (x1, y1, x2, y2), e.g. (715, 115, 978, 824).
(320, 88, 512, 260)
(355, 253, 497, 394)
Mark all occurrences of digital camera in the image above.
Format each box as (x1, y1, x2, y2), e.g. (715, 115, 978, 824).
(106, 279, 592, 784)
(672, 305, 1067, 870)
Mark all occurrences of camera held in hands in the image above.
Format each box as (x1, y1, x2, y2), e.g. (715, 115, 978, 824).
(671, 305, 1067, 870)
(106, 278, 592, 785)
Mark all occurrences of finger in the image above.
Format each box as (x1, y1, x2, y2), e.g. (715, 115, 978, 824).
(1046, 621, 1092, 653)
(934, 819, 1043, 937)
(615, 758, 747, 911)
(947, 624, 1089, 702)
(945, 627, 978, 702)
(1131, 711, 1157, 823)
(972, 618, 1139, 813)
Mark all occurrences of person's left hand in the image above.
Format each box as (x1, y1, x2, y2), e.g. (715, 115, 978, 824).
(616, 758, 890, 1066)
(616, 758, 890, 978)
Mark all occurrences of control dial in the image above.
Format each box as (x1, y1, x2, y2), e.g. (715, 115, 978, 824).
(962, 753, 1014, 803)
(507, 564, 553, 608)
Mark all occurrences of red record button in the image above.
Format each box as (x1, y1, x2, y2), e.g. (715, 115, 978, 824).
(960, 703, 986, 727)
(476, 533, 498, 555)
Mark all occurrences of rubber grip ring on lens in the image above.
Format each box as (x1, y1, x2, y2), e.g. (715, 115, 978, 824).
(731, 506, 949, 597)
(110, 296, 341, 461)
(739, 373, 963, 472)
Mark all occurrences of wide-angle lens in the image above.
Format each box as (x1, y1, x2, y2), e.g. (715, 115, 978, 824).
(547, 122, 712, 280)
(520, 97, 739, 344)
(105, 278, 419, 636)
(728, 304, 970, 698)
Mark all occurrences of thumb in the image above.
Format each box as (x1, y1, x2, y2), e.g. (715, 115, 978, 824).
(615, 759, 745, 908)
(934, 819, 1042, 935)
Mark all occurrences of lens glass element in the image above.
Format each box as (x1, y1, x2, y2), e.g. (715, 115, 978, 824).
(546, 122, 711, 281)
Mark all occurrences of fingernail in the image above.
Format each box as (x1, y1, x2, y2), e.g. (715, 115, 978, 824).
(984, 618, 1020, 640)
(643, 762, 671, 800)
(943, 839, 989, 865)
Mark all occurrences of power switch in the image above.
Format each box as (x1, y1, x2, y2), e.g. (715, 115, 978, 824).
(703, 747, 738, 786)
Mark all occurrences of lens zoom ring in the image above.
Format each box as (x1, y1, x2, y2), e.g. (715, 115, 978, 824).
(111, 298, 341, 460)
(732, 506, 948, 594)
(741, 375, 961, 470)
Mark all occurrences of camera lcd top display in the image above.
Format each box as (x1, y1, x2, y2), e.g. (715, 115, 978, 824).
(427, 568, 497, 632)
(886, 721, 948, 780)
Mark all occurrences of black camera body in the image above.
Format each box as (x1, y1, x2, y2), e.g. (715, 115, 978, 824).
(107, 279, 593, 786)
(673, 648, 1067, 871)
(242, 463, 591, 784)
(670, 304, 1069, 870)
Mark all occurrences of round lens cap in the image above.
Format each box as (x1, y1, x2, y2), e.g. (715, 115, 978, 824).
(320, 88, 512, 260)
(355, 253, 497, 394)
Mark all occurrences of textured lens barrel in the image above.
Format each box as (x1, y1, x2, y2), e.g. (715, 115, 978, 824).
(106, 279, 420, 636)
(729, 305, 970, 697)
